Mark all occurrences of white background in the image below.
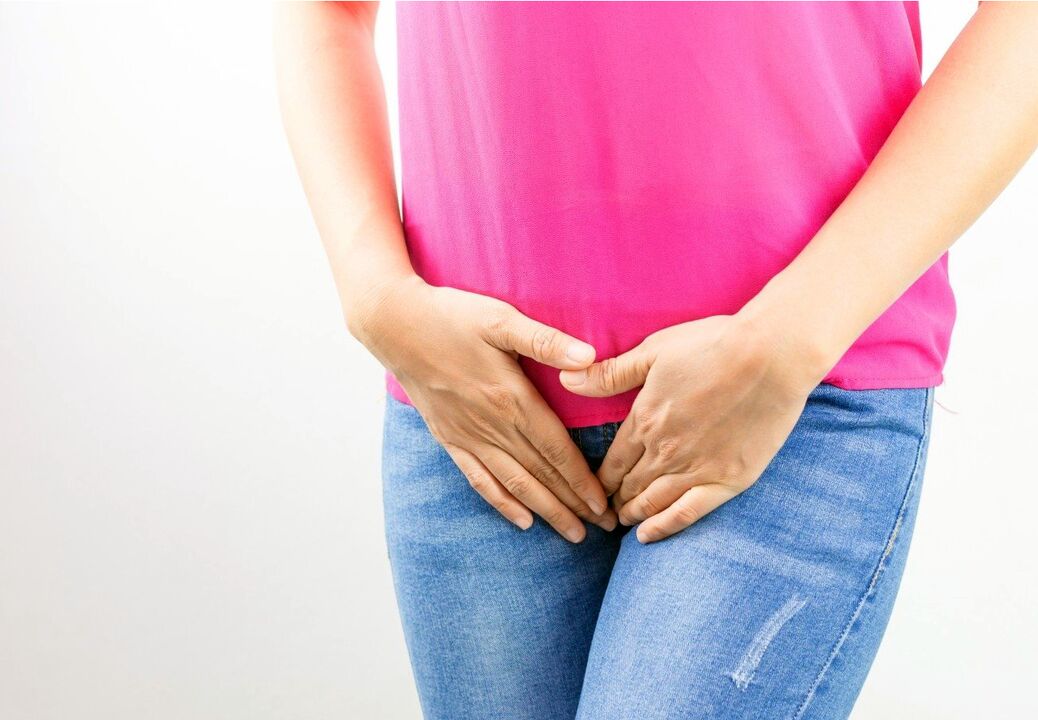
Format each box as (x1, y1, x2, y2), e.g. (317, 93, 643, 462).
(1, 2, 1035, 718)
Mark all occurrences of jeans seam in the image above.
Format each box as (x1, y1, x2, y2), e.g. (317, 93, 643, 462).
(791, 387, 932, 720)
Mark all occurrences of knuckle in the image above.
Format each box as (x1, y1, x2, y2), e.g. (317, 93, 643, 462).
(467, 411, 499, 437)
(501, 472, 533, 496)
(605, 453, 628, 473)
(640, 332, 663, 351)
(537, 438, 570, 467)
(482, 383, 521, 417)
(595, 357, 622, 391)
(616, 474, 637, 501)
(488, 496, 512, 516)
(640, 494, 662, 517)
(631, 406, 657, 434)
(568, 473, 593, 494)
(529, 326, 559, 358)
(674, 501, 702, 526)
(511, 403, 534, 435)
(481, 305, 512, 336)
(528, 461, 559, 487)
(653, 436, 680, 462)
(542, 506, 569, 528)
(466, 472, 488, 491)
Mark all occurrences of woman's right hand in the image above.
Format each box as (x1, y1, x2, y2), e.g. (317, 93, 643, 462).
(351, 274, 616, 542)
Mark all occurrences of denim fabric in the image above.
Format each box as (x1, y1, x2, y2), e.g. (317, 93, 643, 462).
(382, 384, 934, 719)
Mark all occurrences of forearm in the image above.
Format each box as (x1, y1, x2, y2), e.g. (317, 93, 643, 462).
(741, 1, 1038, 381)
(273, 1, 414, 339)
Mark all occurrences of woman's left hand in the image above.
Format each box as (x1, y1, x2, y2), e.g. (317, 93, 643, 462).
(560, 314, 826, 543)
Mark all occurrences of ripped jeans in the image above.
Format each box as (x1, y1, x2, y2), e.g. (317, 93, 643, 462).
(381, 384, 934, 719)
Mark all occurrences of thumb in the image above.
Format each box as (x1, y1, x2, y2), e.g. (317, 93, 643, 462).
(559, 343, 655, 397)
(481, 307, 596, 370)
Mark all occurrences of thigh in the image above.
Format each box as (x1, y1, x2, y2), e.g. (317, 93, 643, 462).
(577, 385, 934, 720)
(381, 394, 622, 720)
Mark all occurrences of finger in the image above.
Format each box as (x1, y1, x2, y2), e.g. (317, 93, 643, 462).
(613, 449, 664, 509)
(596, 418, 645, 496)
(514, 396, 611, 516)
(480, 444, 588, 543)
(559, 342, 656, 398)
(481, 306, 596, 370)
(636, 484, 739, 544)
(617, 473, 692, 526)
(507, 428, 618, 532)
(444, 444, 534, 530)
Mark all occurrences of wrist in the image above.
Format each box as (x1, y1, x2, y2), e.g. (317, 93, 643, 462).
(734, 289, 845, 390)
(344, 272, 427, 348)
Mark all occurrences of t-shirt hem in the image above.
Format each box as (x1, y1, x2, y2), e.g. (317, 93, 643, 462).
(555, 407, 634, 429)
(385, 371, 945, 429)
(553, 371, 947, 427)
(821, 372, 944, 390)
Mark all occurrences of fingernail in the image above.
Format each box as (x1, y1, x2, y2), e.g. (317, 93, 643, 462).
(564, 526, 585, 543)
(596, 514, 617, 532)
(563, 369, 587, 386)
(513, 515, 533, 530)
(565, 343, 595, 364)
(636, 528, 654, 544)
(588, 498, 606, 516)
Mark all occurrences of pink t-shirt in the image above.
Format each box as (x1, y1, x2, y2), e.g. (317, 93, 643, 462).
(388, 1, 955, 427)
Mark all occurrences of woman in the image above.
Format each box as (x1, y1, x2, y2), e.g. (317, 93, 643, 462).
(274, 2, 1038, 718)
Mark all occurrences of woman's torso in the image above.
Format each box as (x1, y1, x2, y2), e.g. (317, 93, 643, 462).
(391, 0, 955, 427)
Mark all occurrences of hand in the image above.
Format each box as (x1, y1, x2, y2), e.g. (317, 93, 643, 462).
(352, 274, 617, 542)
(560, 314, 824, 543)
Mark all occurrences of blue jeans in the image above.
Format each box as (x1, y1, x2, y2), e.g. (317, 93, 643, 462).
(382, 384, 934, 719)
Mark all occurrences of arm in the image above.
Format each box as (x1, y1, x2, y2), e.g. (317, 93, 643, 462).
(742, 1, 1038, 376)
(273, 2, 616, 539)
(563, 1, 1038, 543)
(273, 2, 409, 330)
